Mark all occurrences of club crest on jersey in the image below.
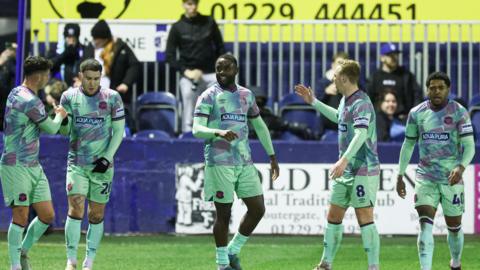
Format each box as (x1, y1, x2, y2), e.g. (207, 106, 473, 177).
(221, 113, 246, 122)
(422, 132, 450, 141)
(443, 116, 453, 125)
(99, 101, 107, 110)
(75, 116, 105, 126)
(216, 191, 224, 199)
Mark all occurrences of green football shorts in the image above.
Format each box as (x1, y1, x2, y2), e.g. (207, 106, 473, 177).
(66, 164, 114, 204)
(204, 164, 263, 203)
(330, 175, 379, 209)
(414, 179, 464, 217)
(0, 164, 52, 207)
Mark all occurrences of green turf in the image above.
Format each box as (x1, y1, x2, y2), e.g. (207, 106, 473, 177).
(0, 233, 479, 269)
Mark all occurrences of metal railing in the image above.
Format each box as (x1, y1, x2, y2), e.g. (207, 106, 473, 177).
(39, 19, 480, 105)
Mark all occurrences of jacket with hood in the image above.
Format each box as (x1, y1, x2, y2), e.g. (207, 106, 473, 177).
(166, 13, 225, 74)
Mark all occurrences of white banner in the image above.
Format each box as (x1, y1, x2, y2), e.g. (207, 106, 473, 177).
(175, 163, 475, 235)
(56, 23, 169, 62)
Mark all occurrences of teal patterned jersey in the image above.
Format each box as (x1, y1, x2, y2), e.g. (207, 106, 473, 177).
(194, 83, 260, 165)
(60, 87, 125, 166)
(337, 90, 380, 179)
(405, 100, 473, 183)
(1, 86, 48, 167)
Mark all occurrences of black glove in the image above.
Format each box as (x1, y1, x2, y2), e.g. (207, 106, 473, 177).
(61, 116, 69, 126)
(92, 157, 110, 173)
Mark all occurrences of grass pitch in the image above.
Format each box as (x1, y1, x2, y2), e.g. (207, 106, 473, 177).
(0, 233, 479, 269)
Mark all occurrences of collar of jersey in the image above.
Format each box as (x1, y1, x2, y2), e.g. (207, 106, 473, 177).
(80, 86, 101, 97)
(215, 83, 238, 93)
(345, 89, 361, 103)
(427, 99, 450, 112)
(20, 85, 35, 95)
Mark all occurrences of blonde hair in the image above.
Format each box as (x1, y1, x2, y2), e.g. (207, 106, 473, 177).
(338, 59, 361, 84)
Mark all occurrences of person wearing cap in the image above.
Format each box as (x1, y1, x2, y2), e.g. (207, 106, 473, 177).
(82, 19, 139, 106)
(166, 0, 225, 133)
(366, 42, 423, 120)
(50, 23, 85, 87)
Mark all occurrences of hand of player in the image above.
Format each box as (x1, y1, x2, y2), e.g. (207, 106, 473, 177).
(294, 84, 315, 104)
(215, 130, 238, 142)
(325, 83, 337, 95)
(116, 83, 129, 93)
(53, 102, 67, 119)
(448, 165, 465, 186)
(270, 155, 279, 181)
(396, 175, 406, 199)
(92, 157, 111, 173)
(329, 156, 348, 179)
(184, 69, 195, 80)
(72, 76, 81, 88)
(192, 69, 203, 81)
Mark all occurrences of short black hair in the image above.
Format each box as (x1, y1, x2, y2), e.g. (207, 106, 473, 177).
(23, 56, 52, 77)
(183, 0, 199, 4)
(80, 58, 103, 73)
(217, 53, 238, 67)
(426, 72, 451, 88)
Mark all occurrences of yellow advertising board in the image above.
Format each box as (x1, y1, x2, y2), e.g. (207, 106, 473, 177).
(32, 0, 480, 42)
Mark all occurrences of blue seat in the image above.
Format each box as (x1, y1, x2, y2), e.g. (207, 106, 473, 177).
(321, 129, 337, 141)
(279, 93, 323, 138)
(136, 92, 178, 136)
(278, 131, 302, 141)
(133, 130, 171, 140)
(468, 94, 480, 108)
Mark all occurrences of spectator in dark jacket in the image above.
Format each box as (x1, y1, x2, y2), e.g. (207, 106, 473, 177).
(166, 0, 225, 132)
(82, 19, 139, 105)
(367, 42, 423, 120)
(0, 42, 16, 130)
(49, 23, 85, 87)
(375, 88, 405, 142)
(316, 52, 349, 131)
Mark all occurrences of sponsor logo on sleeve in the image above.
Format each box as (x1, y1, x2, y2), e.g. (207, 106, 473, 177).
(339, 123, 347, 132)
(353, 116, 370, 127)
(461, 123, 473, 134)
(221, 113, 246, 123)
(115, 107, 125, 117)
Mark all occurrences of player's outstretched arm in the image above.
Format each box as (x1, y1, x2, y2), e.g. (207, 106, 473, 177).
(250, 116, 279, 180)
(294, 84, 338, 123)
(38, 105, 67, 134)
(192, 117, 238, 141)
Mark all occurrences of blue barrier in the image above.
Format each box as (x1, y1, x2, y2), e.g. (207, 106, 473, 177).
(0, 136, 477, 233)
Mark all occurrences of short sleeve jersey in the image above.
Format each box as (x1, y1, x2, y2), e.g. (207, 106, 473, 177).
(1, 86, 48, 167)
(60, 87, 125, 166)
(194, 83, 260, 166)
(337, 90, 380, 178)
(405, 100, 473, 183)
